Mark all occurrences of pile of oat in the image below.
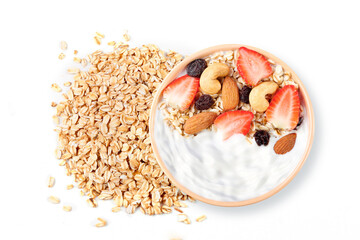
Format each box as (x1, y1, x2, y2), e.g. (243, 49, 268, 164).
(160, 50, 302, 138)
(53, 42, 191, 215)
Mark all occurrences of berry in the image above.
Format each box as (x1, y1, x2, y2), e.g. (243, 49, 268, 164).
(266, 85, 300, 129)
(239, 85, 252, 104)
(254, 130, 270, 146)
(186, 59, 207, 78)
(195, 94, 214, 110)
(163, 75, 199, 111)
(236, 47, 274, 86)
(214, 110, 254, 140)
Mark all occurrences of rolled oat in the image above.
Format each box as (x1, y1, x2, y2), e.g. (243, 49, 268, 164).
(53, 41, 188, 215)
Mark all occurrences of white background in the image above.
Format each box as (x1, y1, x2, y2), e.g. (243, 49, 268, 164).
(0, 0, 359, 239)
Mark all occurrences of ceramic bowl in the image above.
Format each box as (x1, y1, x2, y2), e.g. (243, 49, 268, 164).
(149, 44, 314, 207)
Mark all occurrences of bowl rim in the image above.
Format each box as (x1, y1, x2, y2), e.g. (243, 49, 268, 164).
(149, 44, 315, 207)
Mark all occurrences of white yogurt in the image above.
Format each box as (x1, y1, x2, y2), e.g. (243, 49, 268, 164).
(155, 106, 309, 202)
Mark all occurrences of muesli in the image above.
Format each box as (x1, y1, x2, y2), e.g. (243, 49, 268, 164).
(160, 47, 303, 152)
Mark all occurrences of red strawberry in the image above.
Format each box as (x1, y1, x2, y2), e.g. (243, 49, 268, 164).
(163, 75, 200, 111)
(214, 110, 254, 140)
(236, 47, 274, 86)
(266, 85, 300, 130)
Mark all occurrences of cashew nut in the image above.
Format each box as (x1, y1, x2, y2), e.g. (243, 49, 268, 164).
(200, 63, 230, 94)
(249, 81, 279, 112)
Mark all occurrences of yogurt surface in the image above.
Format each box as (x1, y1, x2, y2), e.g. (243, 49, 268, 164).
(154, 105, 309, 202)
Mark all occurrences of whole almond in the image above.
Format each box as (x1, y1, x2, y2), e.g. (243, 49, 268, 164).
(274, 133, 297, 154)
(184, 112, 217, 135)
(222, 76, 239, 111)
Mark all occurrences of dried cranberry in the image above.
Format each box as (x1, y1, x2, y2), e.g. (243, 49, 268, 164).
(240, 86, 252, 104)
(254, 130, 270, 146)
(186, 59, 207, 78)
(195, 94, 214, 110)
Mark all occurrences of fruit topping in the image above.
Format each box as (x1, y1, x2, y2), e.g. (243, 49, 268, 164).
(222, 77, 239, 111)
(239, 85, 252, 104)
(214, 110, 254, 140)
(186, 59, 207, 78)
(200, 63, 230, 94)
(184, 112, 218, 135)
(273, 133, 297, 154)
(236, 47, 274, 86)
(163, 75, 199, 111)
(249, 81, 278, 112)
(266, 85, 300, 129)
(195, 94, 214, 110)
(254, 130, 270, 146)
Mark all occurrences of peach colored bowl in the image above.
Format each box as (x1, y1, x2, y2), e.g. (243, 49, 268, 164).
(149, 44, 314, 207)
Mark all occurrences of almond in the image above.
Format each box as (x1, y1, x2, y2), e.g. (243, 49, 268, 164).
(222, 76, 239, 111)
(274, 133, 297, 154)
(184, 112, 217, 135)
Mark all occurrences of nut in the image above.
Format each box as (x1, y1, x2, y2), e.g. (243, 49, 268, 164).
(274, 133, 297, 154)
(184, 112, 217, 135)
(249, 81, 278, 112)
(200, 63, 230, 94)
(222, 77, 239, 111)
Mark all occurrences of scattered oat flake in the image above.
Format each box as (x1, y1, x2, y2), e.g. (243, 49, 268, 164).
(107, 41, 116, 46)
(174, 207, 183, 213)
(81, 58, 88, 67)
(178, 214, 191, 224)
(48, 196, 60, 204)
(94, 36, 101, 45)
(63, 206, 72, 212)
(73, 50, 78, 55)
(58, 53, 65, 60)
(63, 82, 72, 87)
(95, 218, 107, 227)
(59, 160, 66, 166)
(51, 83, 62, 92)
(67, 68, 80, 74)
(87, 198, 98, 208)
(95, 32, 105, 39)
(51, 102, 57, 107)
(196, 215, 207, 222)
(48, 176, 55, 188)
(111, 206, 121, 212)
(67, 184, 74, 190)
(123, 31, 130, 42)
(179, 202, 188, 208)
(60, 41, 68, 50)
(73, 57, 81, 63)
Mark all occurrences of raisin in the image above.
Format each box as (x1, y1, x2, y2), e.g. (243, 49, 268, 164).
(254, 130, 270, 146)
(186, 59, 207, 78)
(240, 86, 252, 104)
(295, 116, 304, 130)
(195, 94, 214, 110)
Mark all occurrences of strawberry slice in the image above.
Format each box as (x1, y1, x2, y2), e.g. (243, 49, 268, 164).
(236, 47, 274, 86)
(266, 85, 300, 130)
(214, 110, 254, 140)
(163, 75, 200, 111)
